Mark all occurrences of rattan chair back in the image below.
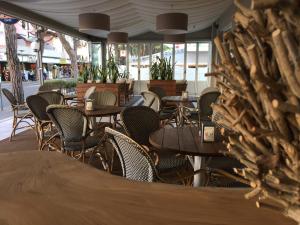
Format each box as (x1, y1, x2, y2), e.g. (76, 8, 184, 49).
(46, 105, 87, 142)
(141, 91, 161, 112)
(90, 91, 117, 106)
(38, 91, 64, 105)
(148, 86, 166, 99)
(198, 88, 220, 121)
(26, 95, 50, 121)
(2, 88, 18, 105)
(105, 127, 157, 182)
(84, 86, 96, 99)
(121, 106, 160, 146)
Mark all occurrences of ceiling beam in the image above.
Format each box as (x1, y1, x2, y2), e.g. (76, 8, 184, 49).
(0, 1, 104, 41)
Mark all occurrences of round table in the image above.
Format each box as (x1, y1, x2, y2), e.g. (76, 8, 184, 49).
(0, 151, 294, 225)
(149, 126, 226, 186)
(162, 96, 198, 126)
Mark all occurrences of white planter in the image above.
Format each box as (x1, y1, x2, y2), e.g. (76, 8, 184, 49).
(87, 80, 93, 83)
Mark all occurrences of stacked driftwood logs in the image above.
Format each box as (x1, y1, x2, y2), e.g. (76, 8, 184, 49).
(211, 0, 300, 223)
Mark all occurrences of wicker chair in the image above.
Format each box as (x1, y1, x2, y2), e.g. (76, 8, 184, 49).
(89, 91, 118, 126)
(141, 91, 177, 126)
(148, 86, 166, 100)
(37, 91, 64, 105)
(70, 86, 96, 106)
(121, 106, 188, 171)
(90, 91, 117, 106)
(187, 87, 220, 126)
(105, 127, 200, 184)
(46, 105, 104, 162)
(2, 88, 34, 141)
(26, 95, 59, 151)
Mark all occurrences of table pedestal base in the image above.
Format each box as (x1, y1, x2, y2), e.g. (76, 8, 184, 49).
(193, 156, 206, 187)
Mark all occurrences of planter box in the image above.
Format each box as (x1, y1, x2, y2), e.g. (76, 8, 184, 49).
(149, 80, 176, 96)
(175, 82, 187, 95)
(76, 83, 126, 106)
(148, 80, 187, 96)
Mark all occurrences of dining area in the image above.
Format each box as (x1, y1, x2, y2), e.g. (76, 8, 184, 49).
(2, 81, 236, 187)
(0, 81, 296, 225)
(0, 0, 300, 224)
(0, 84, 295, 224)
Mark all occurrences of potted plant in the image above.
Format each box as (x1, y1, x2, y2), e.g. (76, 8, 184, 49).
(79, 66, 89, 83)
(98, 66, 108, 83)
(149, 56, 176, 96)
(150, 61, 160, 80)
(107, 56, 120, 83)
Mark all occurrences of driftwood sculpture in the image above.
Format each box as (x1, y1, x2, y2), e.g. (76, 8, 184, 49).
(211, 0, 300, 223)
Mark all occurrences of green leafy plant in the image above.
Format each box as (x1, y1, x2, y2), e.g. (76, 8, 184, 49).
(107, 55, 120, 83)
(98, 66, 108, 83)
(150, 61, 160, 80)
(43, 79, 77, 89)
(89, 65, 99, 81)
(79, 67, 89, 83)
(119, 69, 129, 79)
(150, 56, 174, 80)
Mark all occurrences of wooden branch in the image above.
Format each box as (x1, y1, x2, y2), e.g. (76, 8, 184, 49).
(251, 0, 280, 9)
(272, 29, 300, 98)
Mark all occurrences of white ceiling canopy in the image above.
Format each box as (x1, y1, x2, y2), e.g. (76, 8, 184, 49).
(4, 0, 232, 37)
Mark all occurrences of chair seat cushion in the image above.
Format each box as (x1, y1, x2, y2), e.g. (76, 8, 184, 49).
(64, 135, 100, 151)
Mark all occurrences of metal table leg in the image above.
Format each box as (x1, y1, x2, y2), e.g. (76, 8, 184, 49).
(193, 156, 205, 187)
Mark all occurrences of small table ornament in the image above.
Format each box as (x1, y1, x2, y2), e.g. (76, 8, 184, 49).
(85, 99, 94, 111)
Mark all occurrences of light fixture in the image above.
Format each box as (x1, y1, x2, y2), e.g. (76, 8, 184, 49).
(79, 13, 110, 36)
(164, 34, 185, 43)
(156, 13, 188, 34)
(107, 32, 128, 43)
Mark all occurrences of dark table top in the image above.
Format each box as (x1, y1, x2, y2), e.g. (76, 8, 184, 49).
(78, 105, 124, 117)
(162, 96, 198, 103)
(63, 94, 77, 100)
(149, 126, 226, 156)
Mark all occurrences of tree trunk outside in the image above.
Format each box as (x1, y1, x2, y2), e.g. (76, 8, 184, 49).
(36, 29, 45, 85)
(57, 33, 78, 79)
(4, 23, 24, 104)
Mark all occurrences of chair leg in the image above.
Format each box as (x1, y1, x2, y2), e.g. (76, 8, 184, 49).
(10, 117, 19, 141)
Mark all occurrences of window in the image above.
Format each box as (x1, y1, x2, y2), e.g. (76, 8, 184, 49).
(151, 43, 162, 65)
(139, 43, 150, 80)
(163, 43, 173, 62)
(115, 44, 127, 74)
(104, 41, 211, 82)
(128, 43, 139, 80)
(91, 43, 101, 66)
(174, 43, 185, 80)
(197, 43, 209, 81)
(186, 43, 197, 81)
